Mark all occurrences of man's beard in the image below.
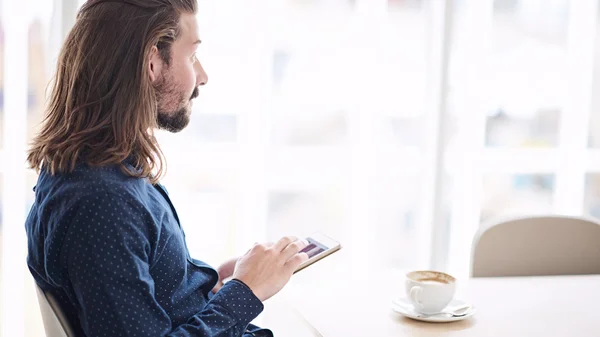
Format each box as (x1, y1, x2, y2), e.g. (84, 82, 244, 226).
(155, 79, 199, 133)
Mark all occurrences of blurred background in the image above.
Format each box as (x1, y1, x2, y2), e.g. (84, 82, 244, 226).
(2, 0, 600, 335)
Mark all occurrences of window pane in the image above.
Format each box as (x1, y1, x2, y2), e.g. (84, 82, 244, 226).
(174, 190, 237, 265)
(271, 106, 349, 146)
(187, 114, 237, 143)
(371, 8, 428, 147)
(449, 0, 568, 148)
(374, 173, 421, 269)
(481, 173, 555, 222)
(487, 0, 567, 148)
(272, 5, 428, 147)
(271, 45, 351, 146)
(372, 17, 428, 147)
(285, 0, 356, 10)
(194, 6, 268, 117)
(590, 107, 600, 148)
(27, 18, 48, 142)
(584, 174, 600, 218)
(161, 167, 239, 265)
(23, 5, 56, 336)
(0, 171, 3, 252)
(380, 117, 423, 147)
(0, 17, 4, 149)
(268, 189, 346, 242)
(388, 0, 424, 10)
(589, 3, 600, 148)
(0, 174, 2, 318)
(485, 108, 560, 147)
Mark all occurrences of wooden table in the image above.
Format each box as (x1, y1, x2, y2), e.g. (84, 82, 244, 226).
(277, 255, 600, 336)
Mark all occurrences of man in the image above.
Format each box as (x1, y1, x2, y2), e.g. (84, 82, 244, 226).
(25, 1, 309, 336)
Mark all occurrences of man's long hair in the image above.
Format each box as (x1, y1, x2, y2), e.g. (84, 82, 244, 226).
(27, 0, 197, 184)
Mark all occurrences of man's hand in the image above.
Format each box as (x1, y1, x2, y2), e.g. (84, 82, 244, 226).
(232, 236, 309, 302)
(212, 256, 239, 293)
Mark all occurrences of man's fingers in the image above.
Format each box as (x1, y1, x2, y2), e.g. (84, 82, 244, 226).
(285, 252, 309, 273)
(274, 236, 297, 252)
(281, 239, 308, 261)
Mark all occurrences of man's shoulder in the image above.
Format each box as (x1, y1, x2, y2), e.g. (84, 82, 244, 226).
(37, 163, 151, 204)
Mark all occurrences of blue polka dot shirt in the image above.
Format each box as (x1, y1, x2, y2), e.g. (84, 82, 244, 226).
(25, 163, 272, 337)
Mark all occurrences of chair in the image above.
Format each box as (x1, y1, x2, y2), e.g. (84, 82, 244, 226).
(470, 215, 600, 277)
(35, 284, 77, 337)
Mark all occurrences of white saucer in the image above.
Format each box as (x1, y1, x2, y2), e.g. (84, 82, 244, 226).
(391, 298, 476, 323)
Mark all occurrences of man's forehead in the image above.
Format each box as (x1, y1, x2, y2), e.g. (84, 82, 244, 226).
(179, 13, 200, 43)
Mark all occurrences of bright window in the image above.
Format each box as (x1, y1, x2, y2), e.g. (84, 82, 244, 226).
(2, 0, 600, 335)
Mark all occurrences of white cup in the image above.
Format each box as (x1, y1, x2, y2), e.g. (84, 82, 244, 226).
(405, 270, 456, 314)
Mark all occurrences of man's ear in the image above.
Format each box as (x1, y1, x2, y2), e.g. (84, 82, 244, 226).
(148, 46, 163, 83)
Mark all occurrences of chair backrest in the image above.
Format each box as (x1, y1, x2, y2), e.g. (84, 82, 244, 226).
(35, 285, 77, 337)
(470, 215, 600, 277)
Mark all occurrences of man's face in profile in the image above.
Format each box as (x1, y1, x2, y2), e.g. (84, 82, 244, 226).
(153, 13, 207, 133)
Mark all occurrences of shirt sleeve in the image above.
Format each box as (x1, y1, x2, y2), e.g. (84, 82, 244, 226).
(63, 192, 264, 337)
